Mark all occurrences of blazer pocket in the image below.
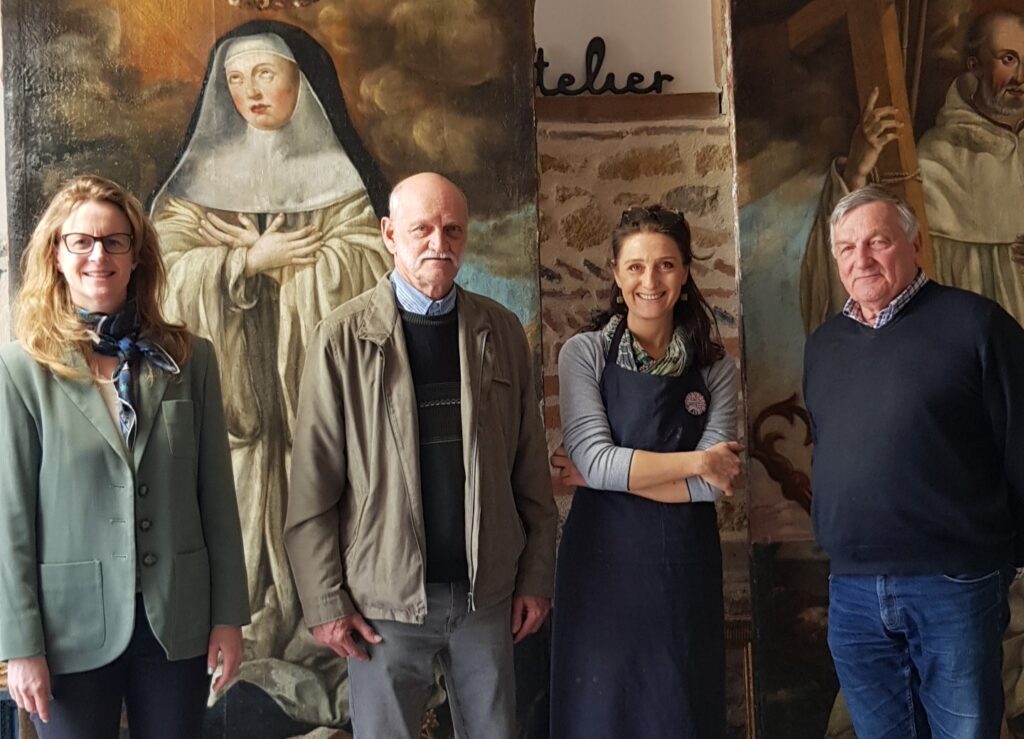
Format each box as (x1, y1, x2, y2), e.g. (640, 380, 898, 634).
(38, 560, 105, 654)
(172, 548, 211, 640)
(162, 400, 196, 458)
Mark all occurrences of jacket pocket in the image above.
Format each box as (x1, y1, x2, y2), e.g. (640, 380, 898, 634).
(162, 400, 196, 458)
(38, 560, 105, 653)
(485, 375, 516, 441)
(172, 548, 211, 639)
(491, 375, 514, 401)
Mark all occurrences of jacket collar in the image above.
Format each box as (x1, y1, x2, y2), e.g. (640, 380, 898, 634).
(357, 272, 493, 345)
(53, 349, 170, 468)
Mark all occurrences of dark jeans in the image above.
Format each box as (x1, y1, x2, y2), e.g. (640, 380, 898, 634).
(828, 569, 1012, 739)
(32, 597, 208, 739)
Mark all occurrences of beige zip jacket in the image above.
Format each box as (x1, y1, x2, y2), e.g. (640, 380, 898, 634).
(285, 275, 556, 626)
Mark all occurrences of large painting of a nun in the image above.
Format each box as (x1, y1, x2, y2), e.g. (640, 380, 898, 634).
(149, 21, 392, 729)
(2, 1, 542, 733)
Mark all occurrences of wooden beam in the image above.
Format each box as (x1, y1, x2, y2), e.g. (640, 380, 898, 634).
(787, 0, 847, 55)
(845, 0, 934, 276)
(534, 93, 721, 123)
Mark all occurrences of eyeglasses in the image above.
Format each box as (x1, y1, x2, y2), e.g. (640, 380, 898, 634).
(60, 233, 133, 255)
(620, 206, 685, 228)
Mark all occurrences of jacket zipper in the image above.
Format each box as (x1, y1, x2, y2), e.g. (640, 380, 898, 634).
(466, 330, 488, 612)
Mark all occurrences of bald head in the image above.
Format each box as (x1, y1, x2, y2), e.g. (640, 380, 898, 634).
(381, 172, 470, 300)
(388, 172, 469, 223)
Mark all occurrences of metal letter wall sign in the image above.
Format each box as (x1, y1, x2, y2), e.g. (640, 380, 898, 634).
(535, 36, 674, 96)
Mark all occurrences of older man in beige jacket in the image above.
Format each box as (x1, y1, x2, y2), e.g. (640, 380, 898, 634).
(285, 172, 556, 739)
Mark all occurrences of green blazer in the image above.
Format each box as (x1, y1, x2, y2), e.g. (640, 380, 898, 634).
(0, 337, 249, 675)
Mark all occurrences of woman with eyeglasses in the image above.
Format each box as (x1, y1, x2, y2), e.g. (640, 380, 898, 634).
(0, 175, 249, 739)
(549, 205, 741, 738)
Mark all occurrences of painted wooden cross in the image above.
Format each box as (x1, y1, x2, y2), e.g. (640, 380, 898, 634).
(787, 0, 935, 275)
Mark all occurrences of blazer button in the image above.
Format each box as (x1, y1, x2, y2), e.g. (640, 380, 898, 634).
(138, 484, 149, 497)
(139, 519, 152, 532)
(142, 553, 157, 567)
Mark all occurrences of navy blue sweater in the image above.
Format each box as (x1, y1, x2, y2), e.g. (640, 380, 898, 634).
(400, 309, 468, 583)
(803, 282, 1024, 575)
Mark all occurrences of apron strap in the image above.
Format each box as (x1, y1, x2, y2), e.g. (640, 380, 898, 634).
(606, 317, 628, 365)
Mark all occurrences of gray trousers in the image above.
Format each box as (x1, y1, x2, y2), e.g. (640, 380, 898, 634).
(348, 581, 515, 739)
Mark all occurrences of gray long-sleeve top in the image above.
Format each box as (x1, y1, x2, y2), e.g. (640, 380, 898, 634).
(558, 330, 738, 502)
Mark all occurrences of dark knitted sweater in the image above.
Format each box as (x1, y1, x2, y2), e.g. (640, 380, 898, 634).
(400, 309, 468, 583)
(803, 281, 1024, 574)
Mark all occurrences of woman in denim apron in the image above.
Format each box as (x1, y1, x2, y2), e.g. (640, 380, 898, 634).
(550, 206, 741, 738)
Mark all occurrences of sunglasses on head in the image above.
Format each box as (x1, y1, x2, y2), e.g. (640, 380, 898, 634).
(619, 206, 685, 228)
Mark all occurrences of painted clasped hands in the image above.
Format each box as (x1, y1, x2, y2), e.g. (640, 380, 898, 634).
(199, 212, 323, 280)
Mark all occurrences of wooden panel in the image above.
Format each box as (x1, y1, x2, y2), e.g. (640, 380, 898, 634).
(534, 92, 721, 122)
(845, 0, 935, 275)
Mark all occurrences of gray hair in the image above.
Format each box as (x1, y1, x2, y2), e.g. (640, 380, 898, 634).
(829, 185, 919, 253)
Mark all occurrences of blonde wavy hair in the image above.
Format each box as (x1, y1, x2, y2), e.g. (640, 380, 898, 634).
(13, 174, 191, 378)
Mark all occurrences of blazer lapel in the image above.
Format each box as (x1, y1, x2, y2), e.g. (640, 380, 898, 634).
(132, 368, 170, 469)
(52, 355, 130, 465)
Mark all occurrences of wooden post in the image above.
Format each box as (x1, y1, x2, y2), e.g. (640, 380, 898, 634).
(845, 0, 935, 275)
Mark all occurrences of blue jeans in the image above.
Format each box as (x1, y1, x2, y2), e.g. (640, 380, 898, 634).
(828, 569, 1012, 739)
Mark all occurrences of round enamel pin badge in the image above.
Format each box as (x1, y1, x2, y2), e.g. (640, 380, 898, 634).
(684, 391, 707, 416)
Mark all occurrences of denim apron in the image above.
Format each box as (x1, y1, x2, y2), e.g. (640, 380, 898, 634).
(550, 320, 726, 738)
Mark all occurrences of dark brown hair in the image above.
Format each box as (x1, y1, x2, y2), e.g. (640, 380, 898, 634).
(585, 205, 724, 369)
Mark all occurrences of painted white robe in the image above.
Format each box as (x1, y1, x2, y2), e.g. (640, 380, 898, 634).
(154, 189, 389, 726)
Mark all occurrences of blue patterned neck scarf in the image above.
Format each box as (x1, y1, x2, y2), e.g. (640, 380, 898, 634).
(77, 300, 179, 448)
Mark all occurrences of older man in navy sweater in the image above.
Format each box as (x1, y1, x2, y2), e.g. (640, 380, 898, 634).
(803, 185, 1024, 739)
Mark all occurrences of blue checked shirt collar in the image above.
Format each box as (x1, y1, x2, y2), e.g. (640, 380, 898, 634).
(390, 270, 457, 316)
(843, 269, 928, 329)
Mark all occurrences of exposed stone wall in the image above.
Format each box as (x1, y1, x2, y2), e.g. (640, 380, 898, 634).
(535, 118, 746, 609)
(0, 245, 9, 343)
(0, 17, 9, 344)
